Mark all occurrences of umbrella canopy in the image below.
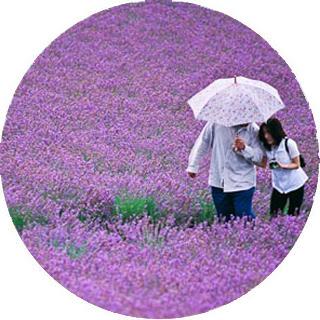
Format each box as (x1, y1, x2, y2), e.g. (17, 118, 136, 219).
(187, 76, 285, 126)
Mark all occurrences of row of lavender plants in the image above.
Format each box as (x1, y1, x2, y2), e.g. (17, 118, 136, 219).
(20, 208, 308, 318)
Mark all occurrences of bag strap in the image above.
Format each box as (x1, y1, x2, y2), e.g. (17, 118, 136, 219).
(284, 137, 289, 153)
(284, 137, 292, 158)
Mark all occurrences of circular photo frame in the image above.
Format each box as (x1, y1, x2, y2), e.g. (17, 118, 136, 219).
(0, 0, 319, 318)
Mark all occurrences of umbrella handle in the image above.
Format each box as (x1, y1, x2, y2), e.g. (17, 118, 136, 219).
(234, 76, 237, 84)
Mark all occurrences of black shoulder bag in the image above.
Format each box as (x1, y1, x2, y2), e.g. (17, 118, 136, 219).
(284, 137, 306, 168)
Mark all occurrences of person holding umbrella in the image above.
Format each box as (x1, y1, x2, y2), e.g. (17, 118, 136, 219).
(186, 121, 263, 221)
(186, 76, 286, 222)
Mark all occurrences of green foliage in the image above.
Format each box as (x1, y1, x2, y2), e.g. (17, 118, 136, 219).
(197, 198, 216, 225)
(52, 239, 61, 248)
(141, 229, 165, 249)
(41, 185, 81, 203)
(50, 238, 87, 260)
(76, 207, 110, 224)
(77, 211, 88, 223)
(9, 206, 49, 232)
(113, 195, 165, 223)
(9, 207, 26, 232)
(66, 243, 87, 260)
(81, 151, 91, 162)
(183, 192, 216, 227)
(181, 193, 217, 227)
(267, 201, 293, 217)
(283, 201, 289, 215)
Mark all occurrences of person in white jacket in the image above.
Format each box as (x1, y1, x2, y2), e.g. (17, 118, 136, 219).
(186, 121, 264, 221)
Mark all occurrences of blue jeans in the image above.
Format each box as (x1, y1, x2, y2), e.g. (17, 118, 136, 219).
(210, 186, 256, 221)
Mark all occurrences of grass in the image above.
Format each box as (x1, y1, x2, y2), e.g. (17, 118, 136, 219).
(12, 192, 283, 235)
(74, 193, 216, 228)
(9, 206, 49, 232)
(112, 195, 165, 224)
(66, 243, 87, 260)
(282, 201, 289, 215)
(197, 197, 216, 225)
(51, 238, 87, 260)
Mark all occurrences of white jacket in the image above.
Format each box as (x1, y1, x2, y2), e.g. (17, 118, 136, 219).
(186, 122, 264, 192)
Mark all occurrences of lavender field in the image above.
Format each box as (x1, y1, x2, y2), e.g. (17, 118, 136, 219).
(0, 1, 319, 318)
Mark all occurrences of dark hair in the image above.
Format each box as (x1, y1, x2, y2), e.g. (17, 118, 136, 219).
(258, 118, 286, 151)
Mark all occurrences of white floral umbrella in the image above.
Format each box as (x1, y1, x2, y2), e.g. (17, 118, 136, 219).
(187, 76, 285, 126)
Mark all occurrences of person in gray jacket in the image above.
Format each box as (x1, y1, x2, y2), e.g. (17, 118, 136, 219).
(186, 121, 264, 221)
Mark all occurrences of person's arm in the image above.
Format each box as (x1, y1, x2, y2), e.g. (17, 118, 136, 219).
(256, 155, 268, 168)
(279, 156, 300, 169)
(186, 122, 214, 177)
(234, 124, 264, 165)
(278, 138, 301, 169)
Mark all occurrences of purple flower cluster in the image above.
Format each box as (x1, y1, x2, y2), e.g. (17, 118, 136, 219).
(0, 1, 318, 318)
